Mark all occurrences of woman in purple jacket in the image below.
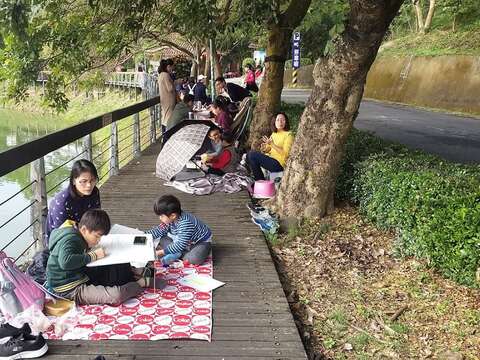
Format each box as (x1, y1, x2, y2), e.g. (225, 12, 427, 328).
(29, 159, 101, 284)
(44, 159, 101, 246)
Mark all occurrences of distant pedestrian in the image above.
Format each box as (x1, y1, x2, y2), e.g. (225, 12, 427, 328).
(244, 64, 258, 92)
(158, 59, 176, 133)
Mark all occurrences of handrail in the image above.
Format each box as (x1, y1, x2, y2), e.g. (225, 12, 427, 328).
(0, 96, 159, 177)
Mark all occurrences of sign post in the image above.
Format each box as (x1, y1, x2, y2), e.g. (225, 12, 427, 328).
(291, 32, 301, 88)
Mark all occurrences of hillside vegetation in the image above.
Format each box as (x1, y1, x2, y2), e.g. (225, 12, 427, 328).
(379, 0, 480, 57)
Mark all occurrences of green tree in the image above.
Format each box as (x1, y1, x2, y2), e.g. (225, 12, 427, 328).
(296, 0, 348, 60)
(275, 0, 405, 218)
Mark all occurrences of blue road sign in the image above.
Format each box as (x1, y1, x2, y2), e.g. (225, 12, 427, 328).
(292, 32, 301, 69)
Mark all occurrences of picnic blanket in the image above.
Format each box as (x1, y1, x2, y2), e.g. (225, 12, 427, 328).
(165, 172, 254, 195)
(43, 257, 213, 341)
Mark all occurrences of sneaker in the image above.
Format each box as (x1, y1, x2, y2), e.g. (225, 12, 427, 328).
(0, 333, 48, 360)
(0, 323, 31, 343)
(252, 217, 278, 233)
(246, 203, 266, 213)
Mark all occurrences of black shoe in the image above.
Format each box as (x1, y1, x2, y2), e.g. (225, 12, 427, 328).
(0, 333, 48, 360)
(0, 323, 31, 341)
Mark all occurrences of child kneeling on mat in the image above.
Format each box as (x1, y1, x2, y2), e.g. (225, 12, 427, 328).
(146, 195, 212, 266)
(46, 209, 161, 305)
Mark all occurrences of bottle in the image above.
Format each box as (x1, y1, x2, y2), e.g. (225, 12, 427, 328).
(188, 112, 194, 120)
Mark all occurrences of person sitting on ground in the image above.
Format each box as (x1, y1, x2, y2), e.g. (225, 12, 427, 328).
(145, 195, 212, 266)
(215, 76, 251, 103)
(204, 133, 241, 176)
(27, 159, 102, 284)
(167, 94, 194, 130)
(44, 159, 101, 246)
(46, 209, 162, 305)
(246, 112, 294, 180)
(194, 75, 210, 105)
(210, 98, 233, 135)
(200, 128, 223, 165)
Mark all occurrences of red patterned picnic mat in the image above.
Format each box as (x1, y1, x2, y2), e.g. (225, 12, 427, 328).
(44, 257, 213, 341)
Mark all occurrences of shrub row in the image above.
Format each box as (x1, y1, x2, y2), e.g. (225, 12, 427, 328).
(274, 104, 479, 285)
(338, 129, 480, 287)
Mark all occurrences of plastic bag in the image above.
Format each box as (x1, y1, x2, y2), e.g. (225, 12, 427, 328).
(50, 306, 79, 338)
(9, 306, 51, 334)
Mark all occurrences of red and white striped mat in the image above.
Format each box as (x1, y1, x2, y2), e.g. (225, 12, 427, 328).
(44, 257, 213, 341)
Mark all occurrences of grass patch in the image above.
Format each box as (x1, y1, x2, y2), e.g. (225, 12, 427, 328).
(380, 26, 480, 57)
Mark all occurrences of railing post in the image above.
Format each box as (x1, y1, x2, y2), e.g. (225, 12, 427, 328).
(110, 122, 119, 176)
(83, 133, 93, 161)
(133, 113, 141, 158)
(30, 158, 47, 252)
(150, 104, 156, 144)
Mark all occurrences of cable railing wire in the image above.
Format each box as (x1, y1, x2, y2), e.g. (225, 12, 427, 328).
(117, 122, 135, 133)
(1, 219, 38, 253)
(117, 135, 132, 146)
(92, 144, 113, 162)
(0, 200, 37, 230)
(97, 157, 112, 170)
(15, 238, 40, 263)
(98, 168, 111, 182)
(118, 143, 134, 156)
(0, 180, 36, 207)
(45, 149, 87, 176)
(46, 175, 70, 195)
(92, 134, 111, 148)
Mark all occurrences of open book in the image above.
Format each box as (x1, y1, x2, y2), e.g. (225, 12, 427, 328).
(87, 224, 155, 268)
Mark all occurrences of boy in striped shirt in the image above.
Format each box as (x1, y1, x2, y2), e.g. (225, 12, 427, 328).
(146, 195, 212, 265)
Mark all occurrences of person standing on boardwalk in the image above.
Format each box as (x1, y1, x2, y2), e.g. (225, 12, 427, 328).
(158, 58, 176, 133)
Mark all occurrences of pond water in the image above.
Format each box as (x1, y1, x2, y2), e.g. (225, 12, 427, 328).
(0, 109, 83, 260)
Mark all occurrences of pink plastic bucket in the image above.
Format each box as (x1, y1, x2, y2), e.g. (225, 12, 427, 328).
(252, 180, 276, 199)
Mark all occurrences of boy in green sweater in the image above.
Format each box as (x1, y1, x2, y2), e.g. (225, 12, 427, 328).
(46, 209, 161, 305)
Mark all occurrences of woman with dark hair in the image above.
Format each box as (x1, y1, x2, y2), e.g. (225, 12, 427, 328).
(31, 159, 137, 287)
(246, 112, 294, 180)
(28, 159, 101, 284)
(244, 63, 258, 92)
(210, 98, 233, 135)
(44, 159, 101, 245)
(158, 58, 176, 132)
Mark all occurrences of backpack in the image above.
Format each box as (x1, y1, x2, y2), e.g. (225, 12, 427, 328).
(0, 251, 46, 318)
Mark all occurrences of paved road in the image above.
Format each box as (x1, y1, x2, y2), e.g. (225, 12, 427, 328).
(282, 88, 480, 164)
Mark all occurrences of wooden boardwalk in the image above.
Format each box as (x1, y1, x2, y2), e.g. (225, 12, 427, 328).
(46, 142, 307, 359)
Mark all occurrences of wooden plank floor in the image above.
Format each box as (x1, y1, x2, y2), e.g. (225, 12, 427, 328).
(46, 142, 308, 360)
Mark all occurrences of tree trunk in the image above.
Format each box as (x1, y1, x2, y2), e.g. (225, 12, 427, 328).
(412, 0, 425, 33)
(247, 0, 312, 149)
(204, 47, 210, 81)
(276, 0, 404, 219)
(215, 52, 223, 81)
(423, 0, 436, 32)
(247, 24, 291, 149)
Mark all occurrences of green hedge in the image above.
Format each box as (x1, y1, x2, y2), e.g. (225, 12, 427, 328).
(340, 130, 480, 287)
(280, 103, 479, 286)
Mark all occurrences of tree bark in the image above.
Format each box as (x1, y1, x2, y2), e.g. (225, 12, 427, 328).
(423, 0, 436, 32)
(247, 0, 312, 149)
(276, 0, 404, 219)
(412, 0, 425, 33)
(247, 24, 291, 149)
(204, 46, 210, 81)
(215, 52, 223, 81)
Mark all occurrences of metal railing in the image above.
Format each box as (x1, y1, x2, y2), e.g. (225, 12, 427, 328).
(0, 88, 161, 263)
